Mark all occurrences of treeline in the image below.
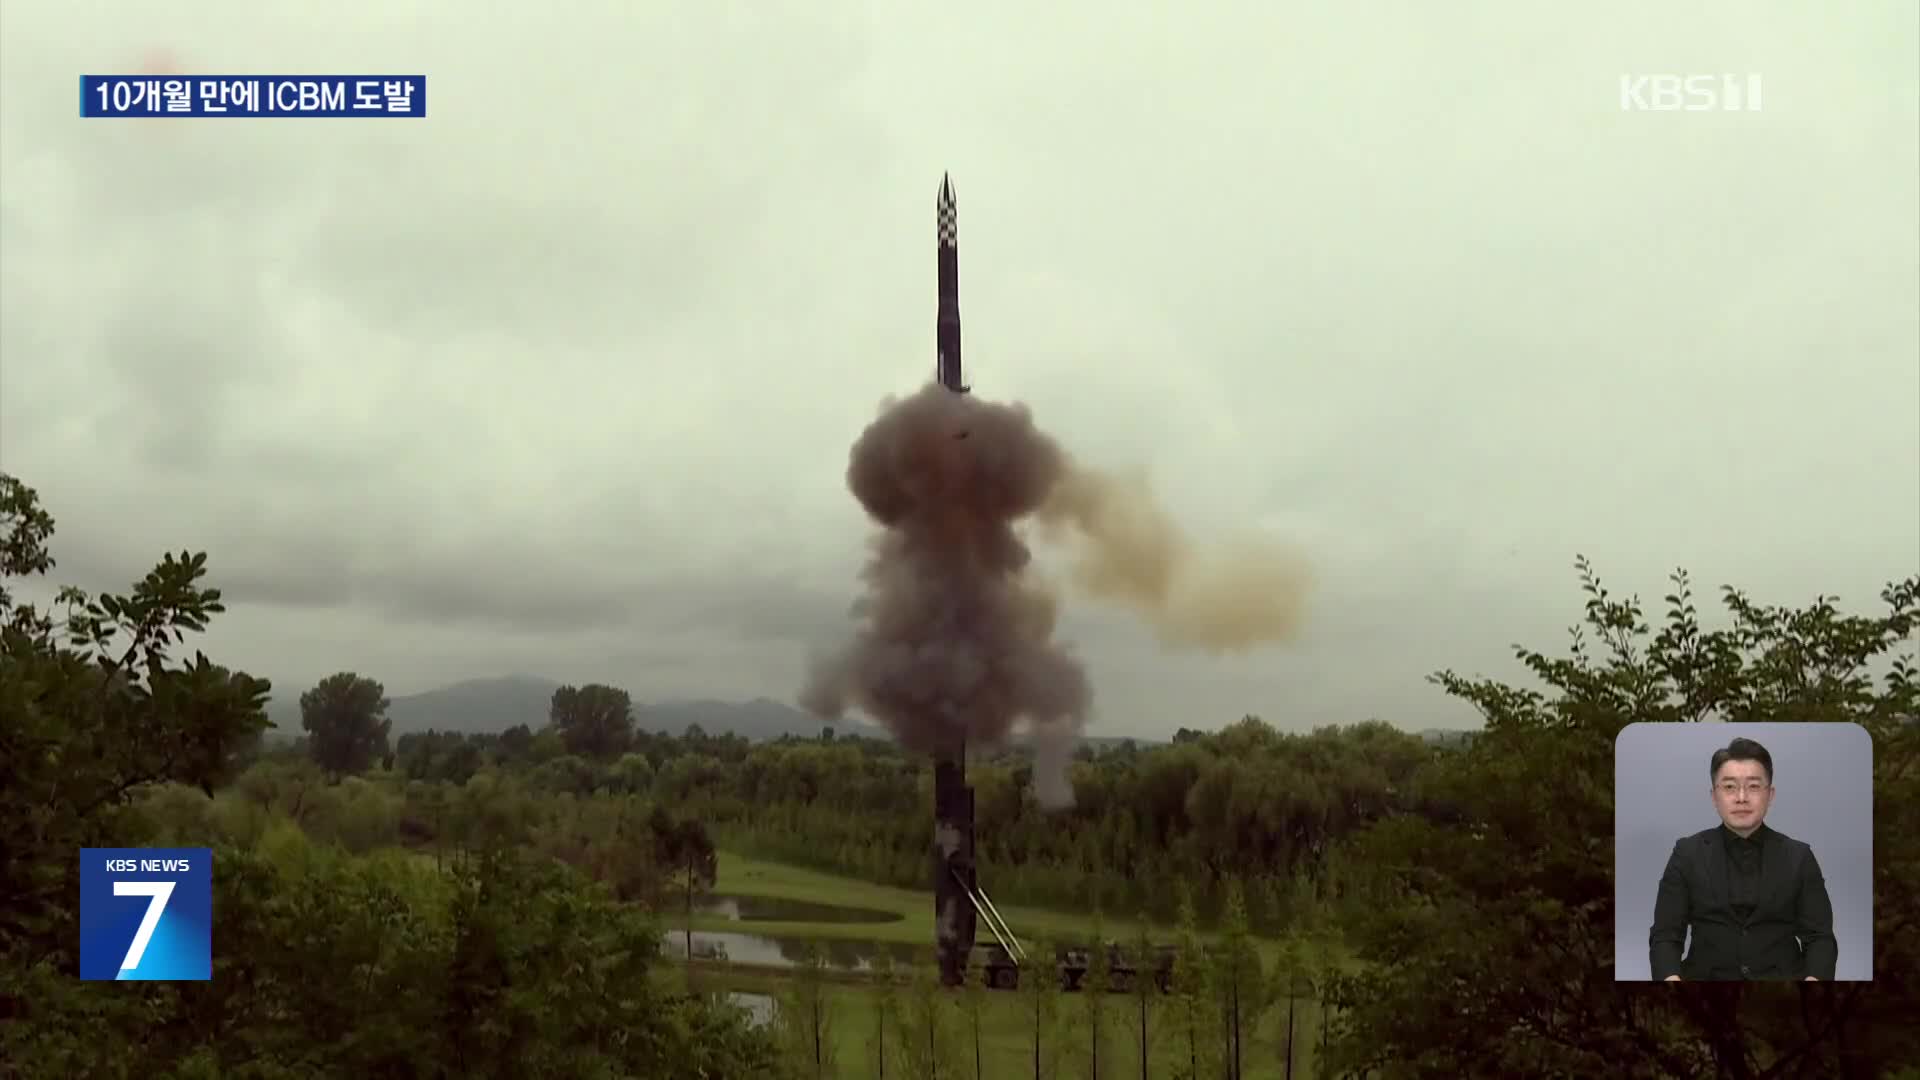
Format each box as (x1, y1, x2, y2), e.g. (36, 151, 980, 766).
(286, 675, 1439, 929)
(144, 754, 724, 917)
(707, 717, 1433, 927)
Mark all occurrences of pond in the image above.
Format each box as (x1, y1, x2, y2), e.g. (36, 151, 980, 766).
(693, 893, 902, 925)
(661, 929, 927, 972)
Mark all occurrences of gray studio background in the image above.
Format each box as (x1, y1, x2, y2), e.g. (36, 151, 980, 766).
(1613, 722, 1874, 981)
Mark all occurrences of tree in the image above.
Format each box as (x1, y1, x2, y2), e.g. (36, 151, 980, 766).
(410, 781, 453, 870)
(776, 941, 838, 1079)
(1078, 911, 1114, 1080)
(959, 938, 991, 1080)
(1, 476, 272, 992)
(550, 683, 634, 759)
(300, 672, 391, 779)
(649, 808, 717, 959)
(530, 753, 599, 796)
(1123, 919, 1159, 1080)
(1269, 931, 1310, 1080)
(901, 952, 956, 1079)
(1025, 936, 1063, 1080)
(497, 722, 534, 762)
(528, 726, 566, 764)
(455, 768, 534, 862)
(1214, 878, 1263, 1080)
(1167, 887, 1218, 1080)
(1306, 931, 1338, 1072)
(0, 474, 271, 1061)
(610, 751, 655, 795)
(1325, 559, 1919, 1077)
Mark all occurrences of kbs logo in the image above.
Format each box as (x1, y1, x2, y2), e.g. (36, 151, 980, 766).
(1620, 73, 1763, 112)
(79, 847, 212, 981)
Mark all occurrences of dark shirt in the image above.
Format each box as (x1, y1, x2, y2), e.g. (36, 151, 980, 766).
(1649, 822, 1837, 981)
(1722, 823, 1765, 923)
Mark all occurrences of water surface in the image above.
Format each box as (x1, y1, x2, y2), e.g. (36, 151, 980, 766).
(694, 893, 902, 925)
(661, 929, 926, 971)
(723, 991, 775, 1028)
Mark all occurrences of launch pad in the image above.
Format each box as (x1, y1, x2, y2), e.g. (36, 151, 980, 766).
(931, 741, 1025, 985)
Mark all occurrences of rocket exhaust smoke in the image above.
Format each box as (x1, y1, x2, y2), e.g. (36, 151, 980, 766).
(802, 382, 1313, 808)
(1036, 466, 1312, 650)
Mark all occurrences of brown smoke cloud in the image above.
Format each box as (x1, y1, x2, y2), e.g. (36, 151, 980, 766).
(1035, 466, 1312, 651)
(802, 383, 1311, 808)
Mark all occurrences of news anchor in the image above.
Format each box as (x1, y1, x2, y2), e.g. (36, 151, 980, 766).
(1648, 737, 1836, 981)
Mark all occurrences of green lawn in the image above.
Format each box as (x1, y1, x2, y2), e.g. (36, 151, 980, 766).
(683, 850, 1311, 970)
(674, 850, 1354, 1076)
(689, 965, 1333, 1080)
(420, 843, 1347, 1074)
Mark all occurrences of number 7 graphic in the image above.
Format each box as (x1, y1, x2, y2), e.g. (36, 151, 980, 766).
(114, 881, 175, 972)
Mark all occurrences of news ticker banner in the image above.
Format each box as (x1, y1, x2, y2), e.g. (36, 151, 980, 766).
(80, 75, 426, 118)
(79, 848, 212, 980)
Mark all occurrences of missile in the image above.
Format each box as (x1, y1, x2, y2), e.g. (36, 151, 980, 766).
(930, 174, 984, 986)
(936, 173, 969, 394)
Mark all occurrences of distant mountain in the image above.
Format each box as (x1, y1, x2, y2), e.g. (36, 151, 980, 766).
(1418, 727, 1480, 747)
(264, 692, 303, 735)
(389, 675, 561, 734)
(264, 674, 556, 736)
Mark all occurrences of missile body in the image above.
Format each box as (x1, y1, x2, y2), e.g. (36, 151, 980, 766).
(936, 173, 968, 393)
(933, 172, 979, 987)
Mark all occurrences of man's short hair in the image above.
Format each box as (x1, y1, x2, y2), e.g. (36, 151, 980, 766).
(1711, 737, 1773, 785)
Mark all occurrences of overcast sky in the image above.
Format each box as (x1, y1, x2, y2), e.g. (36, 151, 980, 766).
(2, 2, 1914, 740)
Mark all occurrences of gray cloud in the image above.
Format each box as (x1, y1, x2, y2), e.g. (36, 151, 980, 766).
(1, 1, 1913, 737)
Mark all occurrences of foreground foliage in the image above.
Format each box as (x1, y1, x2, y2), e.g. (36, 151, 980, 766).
(1325, 558, 1919, 1078)
(0, 474, 774, 1079)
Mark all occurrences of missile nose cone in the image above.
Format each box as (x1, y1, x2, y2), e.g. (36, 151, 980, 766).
(937, 173, 957, 249)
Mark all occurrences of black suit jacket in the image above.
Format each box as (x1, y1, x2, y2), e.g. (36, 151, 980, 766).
(1648, 825, 1837, 981)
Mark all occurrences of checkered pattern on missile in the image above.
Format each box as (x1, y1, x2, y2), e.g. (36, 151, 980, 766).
(938, 198, 956, 248)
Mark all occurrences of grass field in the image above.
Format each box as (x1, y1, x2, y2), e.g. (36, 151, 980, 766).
(663, 850, 1341, 1078)
(413, 842, 1342, 1074)
(683, 851, 1303, 969)
(692, 964, 1333, 1079)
